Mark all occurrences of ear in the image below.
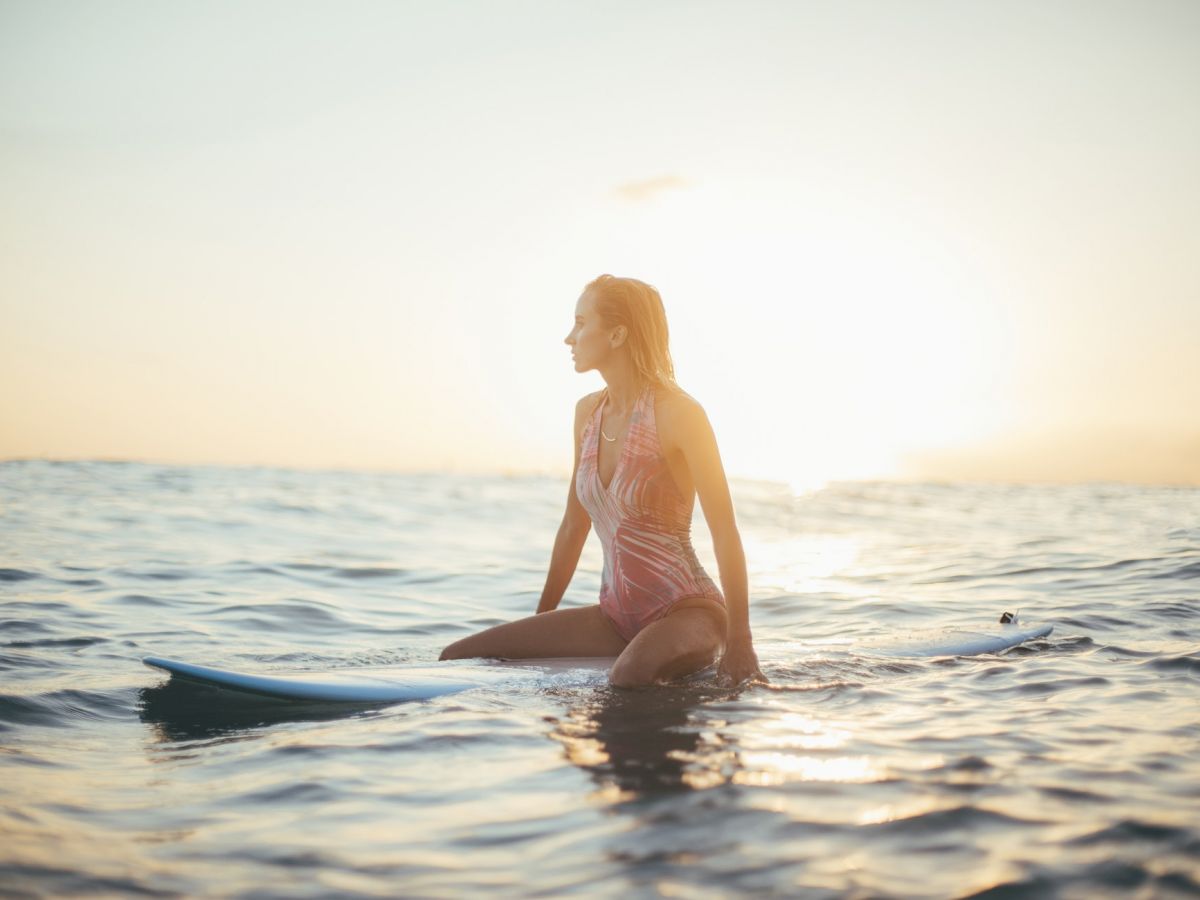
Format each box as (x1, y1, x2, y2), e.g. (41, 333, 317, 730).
(609, 325, 628, 348)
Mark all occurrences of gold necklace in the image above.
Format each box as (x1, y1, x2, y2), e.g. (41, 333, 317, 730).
(601, 385, 643, 443)
(601, 407, 627, 442)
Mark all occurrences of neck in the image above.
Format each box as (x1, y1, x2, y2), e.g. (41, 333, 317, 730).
(599, 360, 646, 415)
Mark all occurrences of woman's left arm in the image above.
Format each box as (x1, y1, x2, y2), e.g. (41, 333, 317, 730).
(672, 397, 766, 685)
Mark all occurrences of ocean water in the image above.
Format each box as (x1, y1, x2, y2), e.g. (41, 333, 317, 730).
(1, 460, 1198, 899)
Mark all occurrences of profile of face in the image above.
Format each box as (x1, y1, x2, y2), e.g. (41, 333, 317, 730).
(565, 290, 626, 373)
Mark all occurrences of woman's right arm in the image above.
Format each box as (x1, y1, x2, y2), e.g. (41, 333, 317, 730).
(535, 394, 596, 613)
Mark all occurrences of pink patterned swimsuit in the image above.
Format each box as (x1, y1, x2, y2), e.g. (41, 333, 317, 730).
(576, 385, 725, 641)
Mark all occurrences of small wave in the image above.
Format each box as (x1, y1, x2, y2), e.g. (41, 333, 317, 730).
(1145, 600, 1198, 619)
(970, 863, 1160, 898)
(0, 688, 131, 728)
(758, 679, 864, 697)
(333, 566, 410, 580)
(1038, 784, 1114, 803)
(116, 568, 190, 582)
(200, 600, 351, 628)
(0, 620, 52, 635)
(111, 593, 173, 608)
(1055, 614, 1133, 631)
(2, 600, 74, 614)
(1094, 642, 1158, 658)
(0, 863, 176, 900)
(0, 568, 38, 582)
(865, 805, 1043, 835)
(254, 500, 322, 514)
(0, 652, 60, 672)
(1050, 635, 1096, 654)
(1067, 818, 1192, 847)
(254, 650, 344, 666)
(0, 746, 60, 768)
(1148, 560, 1200, 581)
(1155, 872, 1200, 895)
(939, 755, 992, 772)
(1143, 654, 1200, 674)
(1004, 675, 1110, 696)
(3, 636, 107, 650)
(225, 563, 296, 581)
(918, 556, 1156, 585)
(236, 780, 340, 805)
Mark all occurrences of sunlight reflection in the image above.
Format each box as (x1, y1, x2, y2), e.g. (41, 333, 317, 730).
(587, 783, 635, 805)
(734, 752, 888, 785)
(742, 713, 851, 751)
(561, 736, 610, 768)
(744, 534, 864, 595)
(679, 767, 726, 791)
(857, 799, 950, 826)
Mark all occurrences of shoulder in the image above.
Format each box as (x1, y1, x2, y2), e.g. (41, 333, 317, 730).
(575, 390, 604, 418)
(656, 385, 706, 422)
(574, 390, 604, 429)
(654, 385, 711, 443)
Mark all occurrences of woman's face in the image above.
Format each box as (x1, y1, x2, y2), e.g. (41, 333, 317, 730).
(564, 291, 615, 373)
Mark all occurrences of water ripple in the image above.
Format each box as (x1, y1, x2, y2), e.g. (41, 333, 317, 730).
(1, 463, 1198, 898)
(0, 568, 39, 582)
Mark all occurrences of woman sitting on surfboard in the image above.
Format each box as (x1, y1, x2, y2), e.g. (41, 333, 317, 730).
(441, 274, 765, 688)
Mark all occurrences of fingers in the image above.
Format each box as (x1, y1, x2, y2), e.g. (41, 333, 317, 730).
(716, 661, 768, 687)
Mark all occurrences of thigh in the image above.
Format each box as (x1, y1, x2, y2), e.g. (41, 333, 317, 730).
(440, 604, 628, 660)
(609, 602, 727, 688)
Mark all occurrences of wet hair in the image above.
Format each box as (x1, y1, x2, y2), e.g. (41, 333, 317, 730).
(584, 274, 678, 388)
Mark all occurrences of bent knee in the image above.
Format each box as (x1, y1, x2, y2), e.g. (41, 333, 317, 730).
(439, 640, 472, 661)
(608, 657, 657, 689)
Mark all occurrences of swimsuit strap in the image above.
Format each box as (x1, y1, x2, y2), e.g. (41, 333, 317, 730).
(583, 390, 607, 454)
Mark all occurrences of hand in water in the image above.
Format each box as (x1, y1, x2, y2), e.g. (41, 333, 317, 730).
(717, 638, 767, 686)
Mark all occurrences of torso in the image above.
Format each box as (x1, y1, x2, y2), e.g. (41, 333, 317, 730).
(588, 387, 695, 499)
(575, 383, 724, 642)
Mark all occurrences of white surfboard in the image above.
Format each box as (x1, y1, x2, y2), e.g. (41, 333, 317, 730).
(143, 619, 1053, 704)
(860, 621, 1053, 659)
(142, 655, 613, 703)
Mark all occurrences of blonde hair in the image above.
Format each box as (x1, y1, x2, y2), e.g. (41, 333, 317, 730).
(584, 274, 678, 388)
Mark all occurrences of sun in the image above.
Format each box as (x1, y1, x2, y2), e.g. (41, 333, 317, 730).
(603, 179, 1020, 485)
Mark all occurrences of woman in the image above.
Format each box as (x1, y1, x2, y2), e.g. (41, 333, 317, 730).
(441, 275, 764, 687)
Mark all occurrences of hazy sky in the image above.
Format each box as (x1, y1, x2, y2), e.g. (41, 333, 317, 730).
(2, 0, 1197, 486)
